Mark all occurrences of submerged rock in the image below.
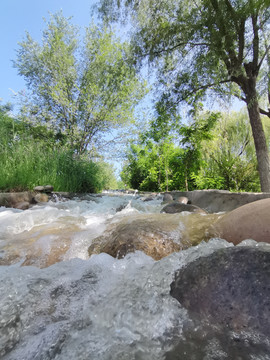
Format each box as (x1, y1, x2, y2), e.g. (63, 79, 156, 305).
(161, 202, 206, 214)
(210, 198, 270, 244)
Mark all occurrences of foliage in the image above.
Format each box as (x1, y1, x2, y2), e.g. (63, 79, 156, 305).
(121, 103, 185, 191)
(0, 107, 117, 193)
(121, 109, 263, 192)
(121, 104, 184, 191)
(121, 141, 185, 191)
(179, 111, 220, 190)
(13, 12, 146, 155)
(192, 111, 261, 191)
(98, 0, 270, 191)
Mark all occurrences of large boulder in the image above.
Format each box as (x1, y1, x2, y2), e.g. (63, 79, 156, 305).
(88, 214, 182, 260)
(88, 213, 217, 260)
(161, 202, 206, 214)
(170, 246, 270, 334)
(210, 198, 270, 244)
(167, 246, 270, 359)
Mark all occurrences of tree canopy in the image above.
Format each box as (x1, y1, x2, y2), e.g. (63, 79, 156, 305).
(14, 12, 146, 155)
(98, 0, 270, 191)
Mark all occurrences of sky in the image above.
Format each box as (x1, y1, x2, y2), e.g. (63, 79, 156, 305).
(0, 0, 99, 106)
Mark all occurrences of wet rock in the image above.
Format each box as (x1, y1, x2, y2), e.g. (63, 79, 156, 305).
(34, 186, 44, 192)
(78, 194, 99, 202)
(170, 246, 270, 336)
(161, 202, 206, 214)
(210, 198, 270, 244)
(177, 196, 188, 204)
(142, 196, 155, 202)
(165, 327, 270, 360)
(0, 301, 21, 357)
(34, 193, 49, 203)
(116, 202, 128, 212)
(44, 185, 54, 193)
(0, 192, 34, 208)
(14, 201, 30, 210)
(163, 193, 173, 203)
(88, 214, 183, 260)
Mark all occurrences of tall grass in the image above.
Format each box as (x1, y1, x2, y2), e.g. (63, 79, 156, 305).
(0, 140, 116, 193)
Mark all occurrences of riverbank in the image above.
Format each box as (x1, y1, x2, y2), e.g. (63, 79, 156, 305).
(1, 189, 270, 213)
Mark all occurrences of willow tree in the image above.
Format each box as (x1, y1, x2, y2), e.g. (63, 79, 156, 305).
(13, 12, 146, 155)
(98, 0, 270, 191)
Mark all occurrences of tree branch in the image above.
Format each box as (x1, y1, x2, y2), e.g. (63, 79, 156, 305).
(252, 14, 259, 72)
(238, 18, 245, 64)
(232, 92, 247, 103)
(257, 44, 270, 72)
(177, 79, 232, 102)
(140, 41, 211, 58)
(259, 107, 270, 118)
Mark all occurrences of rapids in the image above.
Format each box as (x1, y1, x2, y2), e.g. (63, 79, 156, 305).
(0, 193, 268, 359)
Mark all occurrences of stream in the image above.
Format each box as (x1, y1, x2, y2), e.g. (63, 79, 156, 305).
(0, 192, 269, 359)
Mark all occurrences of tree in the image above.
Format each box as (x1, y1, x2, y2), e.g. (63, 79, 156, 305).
(193, 111, 261, 191)
(98, 0, 270, 191)
(13, 12, 146, 155)
(179, 111, 219, 190)
(121, 104, 185, 191)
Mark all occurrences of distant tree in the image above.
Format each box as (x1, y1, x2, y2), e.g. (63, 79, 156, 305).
(193, 111, 261, 191)
(98, 0, 270, 191)
(14, 12, 146, 155)
(121, 104, 185, 191)
(179, 111, 219, 190)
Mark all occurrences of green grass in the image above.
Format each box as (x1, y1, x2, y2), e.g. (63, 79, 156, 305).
(0, 141, 116, 193)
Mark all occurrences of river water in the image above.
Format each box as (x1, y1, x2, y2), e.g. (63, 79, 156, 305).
(0, 193, 268, 359)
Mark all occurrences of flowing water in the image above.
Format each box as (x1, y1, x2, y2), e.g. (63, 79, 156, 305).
(0, 193, 268, 359)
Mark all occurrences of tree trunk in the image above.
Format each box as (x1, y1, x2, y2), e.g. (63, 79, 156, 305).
(245, 87, 270, 192)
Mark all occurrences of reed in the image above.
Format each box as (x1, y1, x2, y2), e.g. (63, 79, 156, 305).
(0, 141, 114, 193)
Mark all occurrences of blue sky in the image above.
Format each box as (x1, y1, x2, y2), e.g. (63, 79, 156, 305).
(0, 0, 98, 106)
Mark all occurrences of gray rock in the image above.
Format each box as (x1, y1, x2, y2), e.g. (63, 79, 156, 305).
(33, 186, 44, 192)
(44, 185, 54, 193)
(167, 246, 270, 359)
(161, 202, 206, 214)
(170, 246, 270, 335)
(14, 201, 30, 210)
(0, 192, 34, 208)
(116, 203, 128, 212)
(143, 196, 155, 202)
(163, 193, 173, 202)
(168, 190, 270, 213)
